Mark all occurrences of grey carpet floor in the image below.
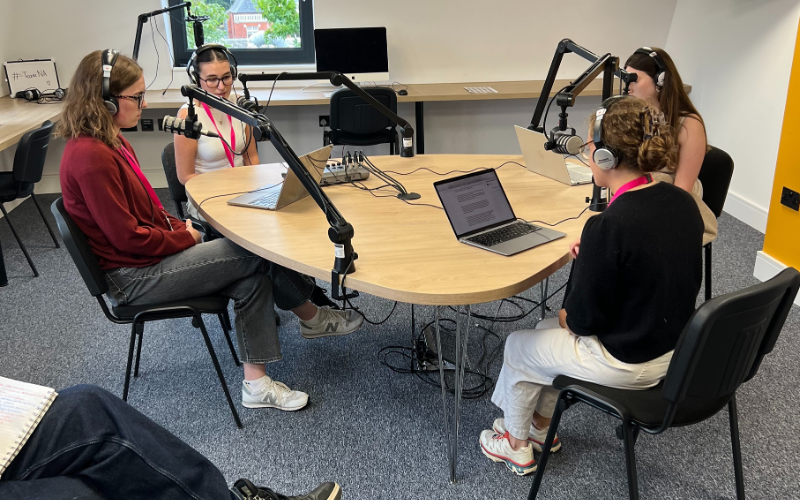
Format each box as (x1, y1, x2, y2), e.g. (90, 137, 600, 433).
(0, 190, 798, 500)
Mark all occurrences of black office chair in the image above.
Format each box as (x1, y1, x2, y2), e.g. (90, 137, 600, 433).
(0, 120, 59, 277)
(529, 267, 800, 500)
(324, 87, 399, 154)
(50, 198, 244, 428)
(698, 146, 734, 301)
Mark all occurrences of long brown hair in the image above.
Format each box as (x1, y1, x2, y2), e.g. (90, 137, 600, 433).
(55, 51, 142, 149)
(624, 47, 705, 140)
(589, 97, 679, 173)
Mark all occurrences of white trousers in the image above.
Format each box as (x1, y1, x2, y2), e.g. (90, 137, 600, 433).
(491, 318, 672, 440)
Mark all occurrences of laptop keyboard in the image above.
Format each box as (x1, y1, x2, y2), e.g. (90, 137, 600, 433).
(249, 190, 281, 209)
(465, 221, 541, 247)
(568, 167, 593, 184)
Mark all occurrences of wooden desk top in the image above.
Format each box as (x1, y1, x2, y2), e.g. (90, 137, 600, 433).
(186, 154, 593, 305)
(144, 78, 609, 109)
(0, 97, 62, 152)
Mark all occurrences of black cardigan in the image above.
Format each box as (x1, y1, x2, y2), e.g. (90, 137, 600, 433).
(563, 182, 704, 364)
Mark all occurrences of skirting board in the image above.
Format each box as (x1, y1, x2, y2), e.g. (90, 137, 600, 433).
(754, 251, 800, 306)
(723, 191, 768, 233)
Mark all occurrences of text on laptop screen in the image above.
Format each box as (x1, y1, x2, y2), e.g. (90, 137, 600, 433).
(435, 170, 515, 237)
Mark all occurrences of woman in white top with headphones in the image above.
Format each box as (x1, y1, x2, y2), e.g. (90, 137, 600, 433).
(174, 44, 260, 219)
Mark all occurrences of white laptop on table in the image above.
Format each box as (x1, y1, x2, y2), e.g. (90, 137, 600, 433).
(227, 145, 333, 211)
(515, 125, 593, 186)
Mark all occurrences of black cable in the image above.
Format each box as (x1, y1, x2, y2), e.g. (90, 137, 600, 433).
(542, 85, 569, 137)
(523, 206, 590, 227)
(153, 16, 175, 96)
(146, 22, 160, 90)
(565, 153, 591, 168)
(380, 160, 527, 177)
(264, 72, 285, 111)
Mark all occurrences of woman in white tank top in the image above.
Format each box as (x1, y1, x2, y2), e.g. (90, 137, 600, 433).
(173, 47, 260, 219)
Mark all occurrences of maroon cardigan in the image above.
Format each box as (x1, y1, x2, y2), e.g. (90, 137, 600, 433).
(60, 135, 195, 270)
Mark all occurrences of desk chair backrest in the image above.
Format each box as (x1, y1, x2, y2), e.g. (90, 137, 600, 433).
(660, 268, 800, 424)
(330, 88, 397, 135)
(51, 198, 108, 297)
(698, 146, 734, 218)
(13, 120, 54, 195)
(161, 143, 188, 218)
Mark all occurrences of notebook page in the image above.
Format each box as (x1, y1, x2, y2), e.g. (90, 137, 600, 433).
(0, 377, 57, 477)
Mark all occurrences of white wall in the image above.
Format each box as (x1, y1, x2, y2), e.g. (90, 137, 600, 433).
(0, 0, 15, 98)
(1, 0, 677, 196)
(665, 0, 800, 232)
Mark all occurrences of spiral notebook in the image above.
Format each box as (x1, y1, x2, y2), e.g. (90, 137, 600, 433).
(0, 376, 57, 477)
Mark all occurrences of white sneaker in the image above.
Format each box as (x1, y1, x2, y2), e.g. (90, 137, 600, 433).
(479, 429, 536, 476)
(241, 377, 308, 411)
(300, 306, 364, 339)
(493, 417, 561, 453)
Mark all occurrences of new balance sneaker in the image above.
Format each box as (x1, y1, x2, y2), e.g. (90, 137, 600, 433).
(231, 478, 341, 500)
(479, 429, 537, 476)
(299, 306, 364, 339)
(493, 417, 561, 453)
(241, 376, 308, 411)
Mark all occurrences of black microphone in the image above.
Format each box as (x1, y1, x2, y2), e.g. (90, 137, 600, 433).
(162, 115, 219, 139)
(236, 95, 260, 113)
(545, 130, 584, 156)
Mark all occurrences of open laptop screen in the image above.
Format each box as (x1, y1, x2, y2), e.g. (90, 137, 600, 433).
(434, 169, 516, 238)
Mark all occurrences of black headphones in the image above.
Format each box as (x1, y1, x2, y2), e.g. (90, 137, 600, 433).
(186, 44, 238, 86)
(592, 95, 629, 171)
(102, 49, 120, 115)
(634, 47, 666, 89)
(15, 88, 67, 102)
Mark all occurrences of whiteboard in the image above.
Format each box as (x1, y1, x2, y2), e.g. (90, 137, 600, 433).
(3, 59, 62, 97)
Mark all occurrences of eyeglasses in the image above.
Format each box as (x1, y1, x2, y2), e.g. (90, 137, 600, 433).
(113, 93, 146, 109)
(198, 75, 234, 88)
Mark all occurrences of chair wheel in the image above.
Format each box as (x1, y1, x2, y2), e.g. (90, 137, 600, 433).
(191, 317, 200, 329)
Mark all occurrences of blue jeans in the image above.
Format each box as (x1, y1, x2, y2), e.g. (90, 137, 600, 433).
(0, 385, 236, 500)
(104, 239, 314, 364)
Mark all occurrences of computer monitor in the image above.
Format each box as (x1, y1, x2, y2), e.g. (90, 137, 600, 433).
(314, 27, 389, 82)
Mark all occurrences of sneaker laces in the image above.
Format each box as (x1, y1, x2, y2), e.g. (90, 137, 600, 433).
(232, 479, 289, 500)
(267, 379, 295, 406)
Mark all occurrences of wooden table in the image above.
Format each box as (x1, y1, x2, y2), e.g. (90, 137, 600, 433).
(186, 153, 593, 481)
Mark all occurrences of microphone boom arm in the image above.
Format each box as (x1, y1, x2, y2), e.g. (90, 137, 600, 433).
(180, 85, 358, 299)
(132, 2, 208, 61)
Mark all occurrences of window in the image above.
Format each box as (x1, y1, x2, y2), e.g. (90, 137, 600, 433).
(168, 0, 315, 67)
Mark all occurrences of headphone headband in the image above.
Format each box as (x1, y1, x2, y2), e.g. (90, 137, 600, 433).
(102, 49, 120, 115)
(634, 47, 666, 88)
(186, 43, 239, 86)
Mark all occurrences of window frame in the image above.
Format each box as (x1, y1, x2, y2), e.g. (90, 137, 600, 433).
(167, 0, 316, 68)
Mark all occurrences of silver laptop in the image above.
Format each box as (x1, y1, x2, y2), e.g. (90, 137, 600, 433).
(433, 169, 566, 256)
(515, 125, 593, 186)
(227, 145, 333, 211)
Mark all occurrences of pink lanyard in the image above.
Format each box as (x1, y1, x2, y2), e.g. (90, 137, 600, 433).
(608, 174, 652, 206)
(118, 145, 164, 211)
(201, 102, 236, 168)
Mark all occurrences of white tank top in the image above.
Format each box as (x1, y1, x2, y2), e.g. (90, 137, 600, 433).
(180, 100, 247, 174)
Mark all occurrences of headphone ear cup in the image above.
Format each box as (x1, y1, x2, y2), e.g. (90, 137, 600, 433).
(593, 148, 618, 170)
(104, 97, 119, 115)
(656, 71, 665, 88)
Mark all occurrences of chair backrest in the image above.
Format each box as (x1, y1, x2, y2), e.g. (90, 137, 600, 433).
(329, 87, 397, 135)
(161, 142, 188, 206)
(697, 146, 734, 218)
(50, 198, 109, 297)
(13, 120, 54, 186)
(662, 268, 800, 411)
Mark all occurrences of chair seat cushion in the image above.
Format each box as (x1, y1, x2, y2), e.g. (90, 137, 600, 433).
(112, 295, 229, 320)
(0, 172, 30, 202)
(553, 375, 731, 429)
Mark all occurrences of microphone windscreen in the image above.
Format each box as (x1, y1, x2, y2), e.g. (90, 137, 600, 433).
(563, 134, 583, 156)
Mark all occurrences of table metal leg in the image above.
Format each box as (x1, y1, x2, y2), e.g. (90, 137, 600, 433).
(0, 236, 7, 287)
(415, 101, 425, 154)
(435, 304, 471, 483)
(540, 277, 549, 320)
